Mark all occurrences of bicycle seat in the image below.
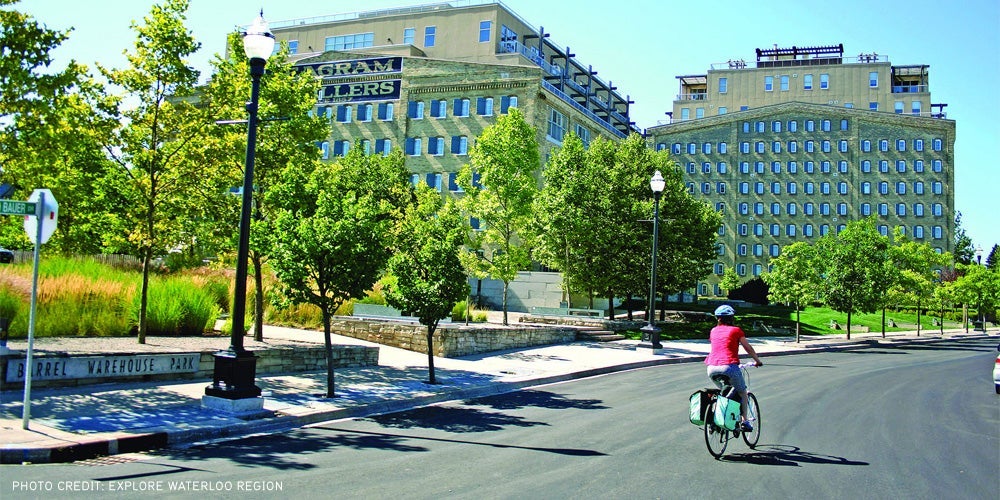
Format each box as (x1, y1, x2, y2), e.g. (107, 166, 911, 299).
(710, 374, 731, 387)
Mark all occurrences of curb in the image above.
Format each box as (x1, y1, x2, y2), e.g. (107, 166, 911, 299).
(2, 334, 991, 464)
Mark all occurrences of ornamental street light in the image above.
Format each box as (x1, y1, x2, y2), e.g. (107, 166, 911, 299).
(205, 11, 274, 401)
(976, 245, 985, 332)
(639, 170, 666, 350)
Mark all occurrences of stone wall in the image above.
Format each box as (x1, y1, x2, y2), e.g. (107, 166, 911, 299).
(327, 317, 577, 357)
(0, 345, 378, 391)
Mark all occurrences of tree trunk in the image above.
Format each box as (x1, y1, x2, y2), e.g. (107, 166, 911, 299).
(138, 249, 151, 344)
(963, 303, 968, 333)
(323, 310, 335, 398)
(795, 304, 801, 343)
(881, 307, 886, 338)
(939, 301, 945, 335)
(606, 290, 614, 320)
(916, 299, 921, 337)
(252, 253, 265, 342)
(426, 323, 438, 384)
(502, 280, 509, 326)
(846, 311, 852, 340)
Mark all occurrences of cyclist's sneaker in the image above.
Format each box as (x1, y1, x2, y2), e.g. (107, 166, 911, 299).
(740, 421, 754, 432)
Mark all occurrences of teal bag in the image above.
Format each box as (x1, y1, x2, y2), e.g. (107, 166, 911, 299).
(689, 390, 712, 425)
(713, 394, 741, 431)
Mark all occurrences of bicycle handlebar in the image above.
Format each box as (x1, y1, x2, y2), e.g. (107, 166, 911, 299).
(739, 362, 760, 369)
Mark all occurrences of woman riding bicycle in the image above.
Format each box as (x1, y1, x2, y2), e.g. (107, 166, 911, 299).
(705, 304, 763, 431)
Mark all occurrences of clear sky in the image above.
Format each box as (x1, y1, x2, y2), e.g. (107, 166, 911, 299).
(16, 0, 1000, 256)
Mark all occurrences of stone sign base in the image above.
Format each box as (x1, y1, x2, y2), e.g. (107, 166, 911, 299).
(201, 394, 271, 419)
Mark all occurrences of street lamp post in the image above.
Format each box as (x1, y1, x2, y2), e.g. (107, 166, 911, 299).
(639, 171, 666, 350)
(205, 11, 274, 402)
(976, 245, 984, 332)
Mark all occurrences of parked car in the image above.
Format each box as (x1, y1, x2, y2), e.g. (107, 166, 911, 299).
(0, 248, 13, 264)
(994, 343, 1000, 394)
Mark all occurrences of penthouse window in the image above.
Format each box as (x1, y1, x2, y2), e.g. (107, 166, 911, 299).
(424, 26, 437, 47)
(479, 21, 492, 43)
(325, 32, 374, 51)
(547, 108, 565, 142)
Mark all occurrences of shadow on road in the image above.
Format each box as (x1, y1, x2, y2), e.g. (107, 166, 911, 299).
(313, 427, 607, 457)
(723, 444, 869, 467)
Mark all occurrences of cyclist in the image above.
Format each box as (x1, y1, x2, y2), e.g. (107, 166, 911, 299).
(705, 304, 763, 431)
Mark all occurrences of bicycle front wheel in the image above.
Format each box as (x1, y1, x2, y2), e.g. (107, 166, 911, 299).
(741, 392, 761, 449)
(704, 404, 728, 459)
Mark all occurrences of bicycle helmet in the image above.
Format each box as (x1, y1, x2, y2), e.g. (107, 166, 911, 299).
(714, 305, 736, 317)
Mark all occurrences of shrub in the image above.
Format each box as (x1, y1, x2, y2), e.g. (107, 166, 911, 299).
(138, 277, 220, 336)
(451, 300, 488, 322)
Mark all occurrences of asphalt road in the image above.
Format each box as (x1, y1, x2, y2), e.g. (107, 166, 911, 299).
(3, 338, 998, 499)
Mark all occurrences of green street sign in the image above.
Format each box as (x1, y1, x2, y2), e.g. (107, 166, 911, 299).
(0, 200, 36, 216)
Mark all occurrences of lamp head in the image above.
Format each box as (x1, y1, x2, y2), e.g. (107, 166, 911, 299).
(242, 10, 275, 61)
(650, 170, 665, 194)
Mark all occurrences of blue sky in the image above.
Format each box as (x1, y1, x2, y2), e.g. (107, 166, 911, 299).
(17, 0, 1000, 255)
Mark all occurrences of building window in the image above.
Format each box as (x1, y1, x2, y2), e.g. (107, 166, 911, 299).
(861, 140, 871, 152)
(789, 120, 798, 132)
(288, 40, 298, 54)
(788, 141, 798, 153)
(479, 20, 492, 42)
(879, 203, 888, 216)
(896, 181, 907, 194)
(717, 162, 727, 174)
(408, 101, 425, 119)
(451, 135, 469, 155)
(820, 73, 829, 89)
(337, 104, 353, 123)
(375, 138, 392, 156)
(933, 203, 943, 216)
(933, 160, 943, 172)
(839, 140, 848, 153)
(862, 182, 871, 195)
(912, 101, 922, 115)
(333, 140, 350, 157)
(895, 101, 904, 114)
(806, 120, 815, 132)
(430, 99, 447, 118)
(319, 141, 330, 159)
(897, 160, 907, 173)
(426, 173, 443, 192)
(477, 97, 494, 116)
(788, 182, 797, 194)
(453, 98, 470, 117)
(860, 204, 871, 217)
(547, 108, 565, 142)
(869, 102, 878, 111)
(804, 74, 813, 90)
(696, 108, 705, 119)
(838, 203, 848, 216)
(703, 142, 712, 154)
(378, 102, 394, 121)
(838, 182, 848, 195)
(575, 125, 591, 148)
(719, 77, 727, 93)
(933, 138, 942, 151)
(405, 137, 422, 156)
(897, 139, 906, 152)
(719, 142, 728, 154)
(914, 203, 924, 217)
(448, 172, 464, 192)
(765, 76, 774, 91)
(756, 121, 765, 133)
(821, 120, 831, 132)
(869, 71, 878, 88)
(914, 226, 924, 239)
(756, 162, 765, 174)
(914, 139, 924, 152)
(740, 142, 750, 154)
(358, 104, 373, 122)
(500, 95, 518, 113)
(780, 75, 789, 91)
(681, 108, 690, 120)
(424, 26, 436, 47)
(429, 137, 446, 156)
(718, 107, 727, 115)
(737, 264, 747, 276)
(788, 202, 798, 215)
(861, 160, 871, 173)
(915, 181, 924, 195)
(805, 202, 814, 215)
(403, 28, 415, 44)
(325, 32, 374, 51)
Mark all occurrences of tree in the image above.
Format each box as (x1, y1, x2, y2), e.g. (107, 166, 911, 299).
(0, 0, 116, 254)
(950, 263, 1000, 332)
(889, 230, 952, 337)
(533, 132, 587, 307)
(269, 148, 409, 398)
(201, 34, 325, 341)
(719, 267, 742, 297)
(457, 108, 538, 325)
(97, 0, 204, 343)
(652, 155, 721, 314)
(385, 185, 469, 384)
(986, 244, 998, 270)
(763, 241, 822, 342)
(952, 212, 975, 265)
(817, 217, 894, 339)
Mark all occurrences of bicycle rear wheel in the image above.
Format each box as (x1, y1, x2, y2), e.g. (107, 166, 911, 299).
(703, 403, 729, 459)
(741, 392, 760, 449)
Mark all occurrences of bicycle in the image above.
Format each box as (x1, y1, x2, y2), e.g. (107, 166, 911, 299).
(701, 362, 760, 459)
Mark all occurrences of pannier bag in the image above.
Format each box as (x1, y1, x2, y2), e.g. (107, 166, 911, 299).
(689, 389, 718, 425)
(713, 394, 741, 431)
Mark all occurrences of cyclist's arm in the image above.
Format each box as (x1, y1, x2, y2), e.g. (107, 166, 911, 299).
(739, 337, 763, 367)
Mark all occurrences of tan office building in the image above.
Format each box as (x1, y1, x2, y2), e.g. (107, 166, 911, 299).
(647, 44, 956, 298)
(271, 0, 637, 204)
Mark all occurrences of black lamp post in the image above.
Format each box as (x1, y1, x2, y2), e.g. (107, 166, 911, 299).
(639, 170, 666, 350)
(976, 245, 985, 332)
(205, 11, 274, 401)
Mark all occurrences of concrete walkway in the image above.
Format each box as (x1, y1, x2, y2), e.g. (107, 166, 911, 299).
(1, 324, 993, 464)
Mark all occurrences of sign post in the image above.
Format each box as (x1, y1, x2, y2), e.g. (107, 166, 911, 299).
(0, 189, 58, 429)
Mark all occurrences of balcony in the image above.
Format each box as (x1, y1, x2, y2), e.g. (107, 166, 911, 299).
(676, 93, 707, 101)
(892, 85, 929, 94)
(541, 80, 625, 139)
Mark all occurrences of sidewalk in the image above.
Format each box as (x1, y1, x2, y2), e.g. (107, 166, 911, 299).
(1, 324, 993, 464)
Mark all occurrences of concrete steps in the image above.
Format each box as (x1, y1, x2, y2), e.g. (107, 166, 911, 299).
(575, 328, 627, 342)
